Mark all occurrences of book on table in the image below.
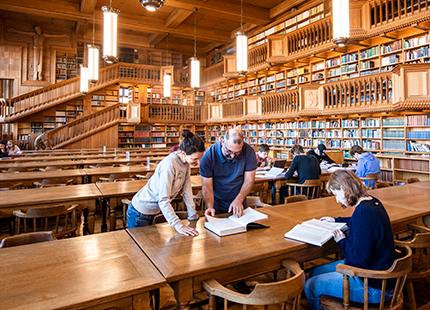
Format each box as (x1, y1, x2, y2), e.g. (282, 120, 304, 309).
(284, 219, 347, 247)
(205, 207, 269, 236)
(256, 167, 285, 178)
(327, 166, 357, 173)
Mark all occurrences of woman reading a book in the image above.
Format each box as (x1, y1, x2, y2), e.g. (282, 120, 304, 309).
(126, 129, 205, 236)
(304, 170, 396, 310)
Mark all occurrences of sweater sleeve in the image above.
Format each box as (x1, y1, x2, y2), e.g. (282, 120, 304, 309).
(355, 158, 366, 177)
(157, 164, 184, 232)
(182, 167, 199, 221)
(337, 206, 379, 267)
(323, 153, 336, 164)
(284, 157, 299, 180)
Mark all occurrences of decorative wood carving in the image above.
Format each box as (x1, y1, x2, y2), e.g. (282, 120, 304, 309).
(127, 103, 141, 123)
(208, 103, 222, 121)
(223, 55, 240, 79)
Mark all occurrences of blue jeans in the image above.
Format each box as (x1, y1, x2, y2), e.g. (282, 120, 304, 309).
(305, 260, 393, 310)
(126, 202, 156, 228)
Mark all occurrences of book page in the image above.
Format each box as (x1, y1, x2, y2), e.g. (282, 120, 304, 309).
(328, 166, 357, 172)
(301, 219, 347, 231)
(205, 216, 245, 236)
(256, 167, 285, 178)
(228, 208, 268, 227)
(284, 224, 333, 247)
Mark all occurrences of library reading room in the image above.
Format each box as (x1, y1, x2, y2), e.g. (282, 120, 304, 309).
(3, 0, 430, 309)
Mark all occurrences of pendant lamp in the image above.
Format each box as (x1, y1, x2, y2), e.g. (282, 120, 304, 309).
(163, 33, 171, 98)
(190, 8, 200, 90)
(236, 0, 247, 76)
(332, 0, 350, 46)
(102, 4, 120, 63)
(87, 14, 99, 83)
(80, 20, 89, 94)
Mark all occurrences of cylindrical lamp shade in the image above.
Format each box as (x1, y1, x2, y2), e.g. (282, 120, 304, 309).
(332, 0, 350, 46)
(87, 44, 99, 84)
(236, 31, 248, 76)
(190, 57, 200, 90)
(102, 6, 120, 63)
(163, 73, 171, 98)
(80, 65, 89, 94)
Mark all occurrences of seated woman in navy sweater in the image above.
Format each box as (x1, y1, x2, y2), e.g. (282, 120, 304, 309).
(305, 169, 396, 310)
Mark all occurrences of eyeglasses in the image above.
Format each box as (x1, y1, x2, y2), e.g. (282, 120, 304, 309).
(222, 142, 242, 157)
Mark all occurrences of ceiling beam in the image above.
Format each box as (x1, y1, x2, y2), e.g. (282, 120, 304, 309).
(230, 23, 258, 39)
(154, 42, 205, 57)
(165, 0, 271, 25)
(203, 42, 224, 54)
(148, 33, 166, 47)
(165, 8, 193, 28)
(270, 0, 304, 19)
(80, 0, 97, 14)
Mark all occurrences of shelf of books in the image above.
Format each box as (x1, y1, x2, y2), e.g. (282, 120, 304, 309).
(166, 125, 180, 147)
(151, 125, 166, 147)
(118, 124, 135, 148)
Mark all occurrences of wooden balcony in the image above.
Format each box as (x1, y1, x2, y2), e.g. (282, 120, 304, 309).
(144, 104, 208, 124)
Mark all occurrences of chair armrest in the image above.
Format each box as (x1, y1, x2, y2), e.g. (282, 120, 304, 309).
(281, 259, 303, 275)
(121, 198, 131, 205)
(13, 210, 26, 217)
(202, 278, 248, 299)
(67, 204, 79, 212)
(98, 177, 110, 182)
(33, 181, 42, 187)
(409, 223, 430, 233)
(135, 174, 146, 179)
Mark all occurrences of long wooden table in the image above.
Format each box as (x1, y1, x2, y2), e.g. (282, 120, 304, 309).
(0, 184, 102, 234)
(0, 230, 166, 310)
(127, 196, 427, 310)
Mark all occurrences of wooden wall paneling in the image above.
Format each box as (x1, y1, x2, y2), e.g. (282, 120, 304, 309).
(65, 125, 119, 149)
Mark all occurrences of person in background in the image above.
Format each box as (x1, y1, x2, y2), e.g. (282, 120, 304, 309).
(307, 144, 336, 164)
(200, 129, 257, 218)
(276, 144, 320, 203)
(7, 140, 21, 155)
(127, 129, 205, 236)
(0, 141, 9, 157)
(305, 170, 396, 310)
(350, 145, 380, 186)
(256, 144, 272, 171)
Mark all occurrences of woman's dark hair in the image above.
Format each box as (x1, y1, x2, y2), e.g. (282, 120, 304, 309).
(291, 144, 304, 155)
(179, 129, 205, 155)
(327, 170, 368, 208)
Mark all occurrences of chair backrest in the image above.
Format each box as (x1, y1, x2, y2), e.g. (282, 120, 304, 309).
(246, 196, 271, 208)
(203, 259, 305, 309)
(360, 173, 379, 189)
(153, 211, 189, 224)
(285, 195, 308, 204)
(376, 181, 391, 188)
(249, 183, 267, 201)
(136, 172, 154, 179)
(0, 231, 56, 248)
(320, 246, 412, 310)
(193, 190, 205, 214)
(407, 177, 420, 184)
(288, 179, 322, 199)
(13, 204, 78, 239)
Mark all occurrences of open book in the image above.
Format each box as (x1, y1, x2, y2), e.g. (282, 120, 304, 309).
(256, 167, 285, 178)
(205, 208, 269, 236)
(284, 219, 347, 247)
(327, 166, 357, 172)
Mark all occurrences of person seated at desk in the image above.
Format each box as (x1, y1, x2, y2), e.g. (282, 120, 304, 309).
(276, 144, 320, 203)
(305, 169, 396, 310)
(127, 129, 205, 236)
(350, 145, 380, 184)
(307, 144, 336, 165)
(0, 141, 9, 158)
(7, 140, 21, 155)
(256, 144, 272, 171)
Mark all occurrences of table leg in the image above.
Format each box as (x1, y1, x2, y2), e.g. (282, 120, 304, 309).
(109, 197, 117, 231)
(87, 200, 96, 234)
(100, 197, 108, 232)
(275, 181, 281, 205)
(171, 278, 193, 310)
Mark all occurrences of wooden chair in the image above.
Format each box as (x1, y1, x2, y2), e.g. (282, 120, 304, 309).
(407, 178, 421, 184)
(0, 181, 24, 191)
(320, 246, 412, 310)
(0, 231, 56, 248)
(249, 183, 268, 202)
(98, 173, 135, 182)
(33, 178, 75, 188)
(153, 211, 189, 224)
(394, 224, 430, 310)
(359, 173, 380, 189)
(202, 259, 305, 310)
(246, 196, 271, 208)
(121, 198, 131, 228)
(285, 195, 308, 204)
(193, 190, 205, 215)
(376, 181, 391, 188)
(286, 179, 322, 199)
(136, 172, 154, 179)
(13, 204, 78, 239)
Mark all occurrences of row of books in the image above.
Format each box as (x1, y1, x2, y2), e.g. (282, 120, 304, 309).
(362, 140, 381, 150)
(382, 130, 405, 138)
(397, 158, 429, 171)
(406, 115, 430, 126)
(407, 142, 430, 152)
(407, 131, 430, 139)
(382, 140, 405, 150)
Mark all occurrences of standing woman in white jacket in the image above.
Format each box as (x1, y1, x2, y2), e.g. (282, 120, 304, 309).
(127, 129, 205, 236)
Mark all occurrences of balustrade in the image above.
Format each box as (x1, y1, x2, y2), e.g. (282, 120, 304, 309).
(221, 99, 244, 118)
(261, 90, 300, 115)
(248, 44, 268, 69)
(148, 104, 207, 123)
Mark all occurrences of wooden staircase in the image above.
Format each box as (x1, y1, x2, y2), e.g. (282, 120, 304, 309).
(0, 63, 168, 122)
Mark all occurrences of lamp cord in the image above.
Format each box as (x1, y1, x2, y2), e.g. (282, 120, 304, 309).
(92, 13, 95, 44)
(194, 8, 197, 58)
(241, 0, 243, 31)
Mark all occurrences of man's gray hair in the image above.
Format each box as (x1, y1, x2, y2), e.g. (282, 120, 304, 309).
(225, 129, 243, 144)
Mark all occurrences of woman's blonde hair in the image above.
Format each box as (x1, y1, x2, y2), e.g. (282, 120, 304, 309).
(327, 170, 368, 208)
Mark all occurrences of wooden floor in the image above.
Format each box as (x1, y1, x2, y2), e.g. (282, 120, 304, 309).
(1, 209, 428, 310)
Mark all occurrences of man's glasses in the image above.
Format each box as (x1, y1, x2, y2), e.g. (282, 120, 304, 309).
(223, 142, 242, 157)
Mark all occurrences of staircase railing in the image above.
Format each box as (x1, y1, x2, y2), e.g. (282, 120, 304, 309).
(1, 63, 166, 122)
(45, 103, 127, 149)
(145, 104, 207, 123)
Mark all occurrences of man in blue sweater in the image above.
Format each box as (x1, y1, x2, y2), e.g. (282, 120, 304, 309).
(350, 145, 380, 187)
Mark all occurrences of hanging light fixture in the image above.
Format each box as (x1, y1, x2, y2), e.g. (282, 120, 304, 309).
(236, 0, 247, 76)
(139, 0, 165, 11)
(80, 20, 89, 94)
(163, 33, 171, 99)
(102, 1, 119, 63)
(190, 8, 200, 90)
(88, 13, 99, 84)
(332, 0, 350, 47)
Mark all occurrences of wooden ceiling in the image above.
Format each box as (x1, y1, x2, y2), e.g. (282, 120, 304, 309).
(0, 0, 305, 57)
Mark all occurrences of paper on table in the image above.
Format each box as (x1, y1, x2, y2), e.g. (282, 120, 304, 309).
(256, 167, 285, 178)
(228, 207, 268, 226)
(327, 166, 357, 172)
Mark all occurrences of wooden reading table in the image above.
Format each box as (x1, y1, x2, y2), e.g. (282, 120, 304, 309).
(0, 169, 87, 186)
(0, 230, 166, 310)
(0, 183, 102, 234)
(127, 196, 426, 310)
